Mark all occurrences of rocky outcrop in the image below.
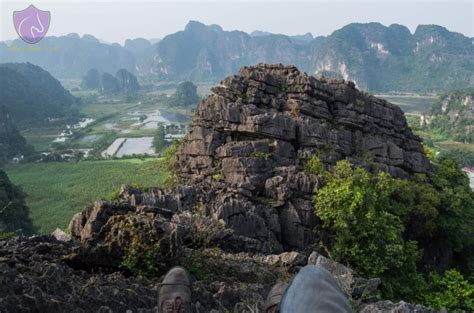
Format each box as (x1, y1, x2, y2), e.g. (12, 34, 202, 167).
(118, 64, 431, 253)
(0, 232, 437, 312)
(74, 65, 432, 255)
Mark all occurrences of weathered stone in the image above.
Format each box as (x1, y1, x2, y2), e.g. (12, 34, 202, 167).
(265, 251, 307, 268)
(360, 300, 440, 313)
(51, 228, 71, 242)
(172, 64, 433, 252)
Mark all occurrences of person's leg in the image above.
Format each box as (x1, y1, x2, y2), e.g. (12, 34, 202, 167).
(279, 265, 353, 313)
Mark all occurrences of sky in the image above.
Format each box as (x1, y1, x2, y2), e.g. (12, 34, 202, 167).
(1, 0, 473, 44)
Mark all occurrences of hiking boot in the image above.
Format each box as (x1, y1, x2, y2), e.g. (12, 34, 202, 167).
(159, 266, 193, 313)
(264, 281, 288, 313)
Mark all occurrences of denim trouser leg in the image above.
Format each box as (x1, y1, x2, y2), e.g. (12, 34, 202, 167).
(279, 265, 353, 313)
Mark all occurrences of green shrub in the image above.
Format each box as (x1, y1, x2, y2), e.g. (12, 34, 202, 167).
(121, 234, 163, 278)
(162, 140, 181, 186)
(423, 143, 436, 161)
(314, 161, 425, 300)
(431, 159, 474, 252)
(303, 155, 325, 175)
(422, 269, 474, 311)
(313, 159, 474, 304)
(153, 125, 167, 153)
(119, 219, 171, 278)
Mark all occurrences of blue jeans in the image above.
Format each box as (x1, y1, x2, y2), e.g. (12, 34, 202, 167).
(280, 265, 353, 313)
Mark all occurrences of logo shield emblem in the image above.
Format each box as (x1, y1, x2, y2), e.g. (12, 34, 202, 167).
(13, 5, 50, 44)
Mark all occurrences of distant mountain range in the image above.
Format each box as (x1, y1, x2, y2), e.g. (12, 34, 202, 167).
(1, 21, 473, 92)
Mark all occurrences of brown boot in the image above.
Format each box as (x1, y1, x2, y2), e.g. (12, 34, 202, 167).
(264, 281, 288, 313)
(159, 266, 193, 313)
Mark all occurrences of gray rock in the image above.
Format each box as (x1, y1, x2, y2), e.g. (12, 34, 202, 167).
(172, 64, 433, 252)
(360, 300, 440, 313)
(51, 228, 71, 242)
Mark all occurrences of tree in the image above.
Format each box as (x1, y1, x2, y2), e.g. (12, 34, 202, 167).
(153, 125, 166, 153)
(314, 161, 427, 300)
(422, 269, 474, 311)
(313, 158, 474, 306)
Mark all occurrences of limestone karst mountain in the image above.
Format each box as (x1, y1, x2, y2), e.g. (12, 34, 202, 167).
(1, 22, 473, 92)
(151, 22, 473, 92)
(0, 65, 438, 312)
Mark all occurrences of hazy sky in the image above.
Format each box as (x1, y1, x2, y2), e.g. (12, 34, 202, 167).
(1, 0, 473, 44)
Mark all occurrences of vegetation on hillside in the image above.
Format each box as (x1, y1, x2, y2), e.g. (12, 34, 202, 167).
(0, 63, 78, 126)
(0, 170, 35, 238)
(0, 106, 33, 164)
(312, 156, 474, 310)
(152, 125, 167, 153)
(422, 88, 474, 143)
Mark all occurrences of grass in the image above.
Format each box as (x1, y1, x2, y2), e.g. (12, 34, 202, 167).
(4, 158, 168, 234)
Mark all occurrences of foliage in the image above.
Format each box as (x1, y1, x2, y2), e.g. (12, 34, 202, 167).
(152, 125, 167, 153)
(0, 170, 35, 235)
(0, 106, 33, 164)
(162, 140, 181, 186)
(423, 89, 474, 144)
(422, 269, 474, 311)
(5, 158, 168, 233)
(183, 249, 211, 281)
(303, 155, 325, 175)
(120, 220, 167, 278)
(423, 143, 436, 161)
(313, 159, 474, 305)
(249, 151, 272, 160)
(430, 159, 474, 252)
(314, 161, 425, 300)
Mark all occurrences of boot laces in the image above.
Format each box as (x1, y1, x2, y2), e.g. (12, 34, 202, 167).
(164, 297, 189, 313)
